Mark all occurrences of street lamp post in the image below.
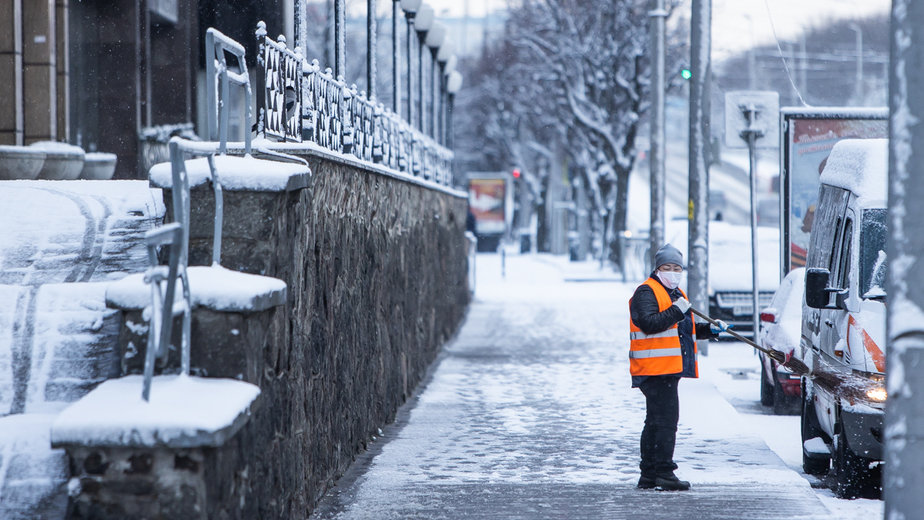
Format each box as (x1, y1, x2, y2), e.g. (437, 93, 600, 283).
(367, 0, 376, 100)
(393, 0, 401, 115)
(446, 70, 462, 149)
(334, 0, 345, 79)
(401, 0, 421, 125)
(848, 22, 864, 104)
(414, 5, 434, 133)
(426, 23, 447, 140)
(436, 44, 454, 145)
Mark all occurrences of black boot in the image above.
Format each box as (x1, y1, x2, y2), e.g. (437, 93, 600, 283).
(654, 472, 691, 491)
(637, 474, 657, 489)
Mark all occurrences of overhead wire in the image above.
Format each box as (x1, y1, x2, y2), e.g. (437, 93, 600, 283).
(762, 0, 809, 106)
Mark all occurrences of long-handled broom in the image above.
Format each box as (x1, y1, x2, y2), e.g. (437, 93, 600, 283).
(690, 307, 811, 376)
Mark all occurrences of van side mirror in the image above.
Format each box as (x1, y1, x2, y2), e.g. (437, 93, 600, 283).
(805, 268, 831, 309)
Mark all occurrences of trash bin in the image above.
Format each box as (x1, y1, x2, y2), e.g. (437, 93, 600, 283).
(568, 231, 581, 261)
(517, 230, 530, 253)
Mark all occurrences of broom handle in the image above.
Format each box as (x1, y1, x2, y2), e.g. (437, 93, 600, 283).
(689, 306, 784, 362)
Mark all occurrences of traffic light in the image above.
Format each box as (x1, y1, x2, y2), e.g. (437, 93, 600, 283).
(512, 168, 521, 179)
(680, 68, 692, 80)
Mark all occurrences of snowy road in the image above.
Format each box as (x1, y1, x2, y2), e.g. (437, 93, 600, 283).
(313, 253, 881, 519)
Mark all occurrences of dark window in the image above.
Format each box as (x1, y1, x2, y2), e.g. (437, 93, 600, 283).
(836, 219, 852, 290)
(860, 208, 888, 297)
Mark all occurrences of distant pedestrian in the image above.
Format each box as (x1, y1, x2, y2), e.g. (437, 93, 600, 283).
(628, 244, 726, 491)
(465, 206, 477, 234)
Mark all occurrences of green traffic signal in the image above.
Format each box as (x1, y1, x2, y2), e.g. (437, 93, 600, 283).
(680, 68, 692, 80)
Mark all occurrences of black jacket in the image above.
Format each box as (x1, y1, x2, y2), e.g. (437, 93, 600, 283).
(630, 271, 716, 387)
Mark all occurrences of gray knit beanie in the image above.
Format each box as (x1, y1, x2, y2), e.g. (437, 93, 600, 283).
(654, 243, 684, 269)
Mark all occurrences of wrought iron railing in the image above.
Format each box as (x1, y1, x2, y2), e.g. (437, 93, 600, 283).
(205, 28, 253, 155)
(256, 22, 453, 185)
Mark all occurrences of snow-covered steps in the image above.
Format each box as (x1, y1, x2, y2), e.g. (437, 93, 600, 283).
(0, 414, 68, 520)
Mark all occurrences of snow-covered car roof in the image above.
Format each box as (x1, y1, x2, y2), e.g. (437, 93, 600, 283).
(819, 138, 888, 209)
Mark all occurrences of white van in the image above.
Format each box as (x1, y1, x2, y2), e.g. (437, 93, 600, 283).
(799, 139, 888, 498)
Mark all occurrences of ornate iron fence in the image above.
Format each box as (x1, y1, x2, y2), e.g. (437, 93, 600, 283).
(256, 22, 453, 185)
(256, 22, 302, 143)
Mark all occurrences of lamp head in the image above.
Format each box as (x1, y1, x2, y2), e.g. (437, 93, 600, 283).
(426, 22, 446, 49)
(447, 71, 463, 93)
(415, 4, 434, 30)
(437, 40, 453, 62)
(400, 0, 421, 15)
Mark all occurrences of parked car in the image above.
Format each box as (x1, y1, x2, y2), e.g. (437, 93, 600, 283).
(757, 268, 804, 415)
(800, 139, 887, 499)
(664, 219, 780, 337)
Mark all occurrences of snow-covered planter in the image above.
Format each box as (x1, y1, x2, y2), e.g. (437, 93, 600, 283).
(0, 144, 46, 180)
(30, 141, 86, 180)
(79, 152, 118, 180)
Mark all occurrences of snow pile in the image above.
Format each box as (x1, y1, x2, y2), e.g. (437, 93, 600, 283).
(149, 155, 310, 192)
(819, 139, 888, 208)
(106, 265, 287, 312)
(50, 374, 260, 448)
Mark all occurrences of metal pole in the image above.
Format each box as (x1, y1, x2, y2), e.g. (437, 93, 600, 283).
(849, 23, 863, 103)
(418, 34, 424, 131)
(393, 1, 400, 115)
(334, 0, 345, 79)
(886, 0, 924, 515)
(406, 17, 414, 125)
(367, 0, 376, 100)
(648, 0, 666, 271)
(743, 108, 761, 341)
(688, 0, 711, 355)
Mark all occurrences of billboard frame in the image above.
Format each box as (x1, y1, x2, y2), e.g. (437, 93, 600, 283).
(779, 107, 888, 277)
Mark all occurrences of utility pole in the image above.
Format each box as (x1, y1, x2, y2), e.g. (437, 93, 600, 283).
(885, 0, 924, 515)
(648, 0, 667, 271)
(688, 0, 711, 355)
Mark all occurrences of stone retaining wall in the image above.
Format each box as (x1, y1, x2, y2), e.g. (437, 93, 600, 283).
(156, 153, 470, 517)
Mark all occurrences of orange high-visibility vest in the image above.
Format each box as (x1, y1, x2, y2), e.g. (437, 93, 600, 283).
(629, 278, 698, 377)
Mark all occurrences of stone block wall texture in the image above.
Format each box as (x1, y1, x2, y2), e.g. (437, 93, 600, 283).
(155, 155, 470, 518)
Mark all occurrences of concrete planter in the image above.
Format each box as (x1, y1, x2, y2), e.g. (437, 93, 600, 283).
(0, 145, 47, 180)
(30, 141, 86, 180)
(79, 152, 118, 180)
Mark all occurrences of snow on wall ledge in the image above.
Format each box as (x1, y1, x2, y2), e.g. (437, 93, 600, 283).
(105, 265, 287, 312)
(149, 155, 311, 192)
(50, 374, 260, 448)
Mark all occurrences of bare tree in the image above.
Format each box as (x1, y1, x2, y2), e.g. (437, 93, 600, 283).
(457, 0, 683, 266)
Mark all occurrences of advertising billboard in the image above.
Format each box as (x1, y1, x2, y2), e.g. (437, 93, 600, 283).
(468, 175, 508, 235)
(781, 108, 888, 274)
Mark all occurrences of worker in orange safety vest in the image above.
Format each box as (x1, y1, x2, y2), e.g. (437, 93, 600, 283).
(629, 243, 728, 491)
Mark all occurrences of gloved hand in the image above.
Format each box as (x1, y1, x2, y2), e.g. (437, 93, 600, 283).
(672, 297, 691, 313)
(710, 319, 730, 334)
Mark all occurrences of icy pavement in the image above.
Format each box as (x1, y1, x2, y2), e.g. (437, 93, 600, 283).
(0, 180, 164, 519)
(313, 253, 881, 519)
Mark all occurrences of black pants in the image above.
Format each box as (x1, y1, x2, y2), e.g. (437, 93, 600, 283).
(638, 376, 680, 476)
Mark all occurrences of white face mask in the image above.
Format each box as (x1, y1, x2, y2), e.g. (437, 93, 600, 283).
(657, 270, 683, 290)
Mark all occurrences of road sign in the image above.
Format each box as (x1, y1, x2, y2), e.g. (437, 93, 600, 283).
(724, 91, 779, 149)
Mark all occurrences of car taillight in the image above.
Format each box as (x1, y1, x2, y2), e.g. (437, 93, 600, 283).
(759, 311, 776, 323)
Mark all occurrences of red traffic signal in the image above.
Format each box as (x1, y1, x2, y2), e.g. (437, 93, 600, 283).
(512, 169, 521, 179)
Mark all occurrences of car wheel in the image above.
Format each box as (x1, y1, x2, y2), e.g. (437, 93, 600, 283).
(833, 429, 875, 499)
(801, 394, 830, 476)
(760, 358, 774, 407)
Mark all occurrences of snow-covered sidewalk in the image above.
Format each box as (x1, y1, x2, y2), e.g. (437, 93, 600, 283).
(312, 253, 879, 519)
